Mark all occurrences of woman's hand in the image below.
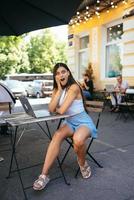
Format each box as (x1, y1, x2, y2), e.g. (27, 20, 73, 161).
(55, 76, 62, 91)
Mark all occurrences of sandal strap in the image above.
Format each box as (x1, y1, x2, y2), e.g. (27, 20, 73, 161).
(36, 176, 46, 186)
(77, 160, 91, 179)
(33, 174, 50, 190)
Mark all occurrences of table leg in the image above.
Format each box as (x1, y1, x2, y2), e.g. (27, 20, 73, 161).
(7, 126, 28, 200)
(7, 126, 18, 178)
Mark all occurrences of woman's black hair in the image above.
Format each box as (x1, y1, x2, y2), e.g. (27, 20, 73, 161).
(53, 63, 76, 90)
(52, 63, 88, 112)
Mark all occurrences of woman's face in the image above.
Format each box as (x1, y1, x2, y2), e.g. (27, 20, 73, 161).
(55, 66, 70, 86)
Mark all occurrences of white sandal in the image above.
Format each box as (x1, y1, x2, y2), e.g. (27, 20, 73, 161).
(78, 160, 91, 179)
(33, 174, 50, 191)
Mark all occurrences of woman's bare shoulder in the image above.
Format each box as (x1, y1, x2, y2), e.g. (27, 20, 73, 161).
(68, 84, 80, 93)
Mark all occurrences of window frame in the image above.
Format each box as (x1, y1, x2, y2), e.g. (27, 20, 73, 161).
(101, 19, 123, 80)
(77, 33, 90, 79)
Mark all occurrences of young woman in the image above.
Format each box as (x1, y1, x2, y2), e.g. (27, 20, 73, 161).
(33, 63, 97, 191)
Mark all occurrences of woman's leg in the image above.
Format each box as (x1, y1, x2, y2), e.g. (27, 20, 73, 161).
(117, 93, 122, 104)
(73, 126, 91, 178)
(33, 124, 73, 190)
(73, 126, 90, 166)
(41, 124, 73, 175)
(110, 93, 116, 107)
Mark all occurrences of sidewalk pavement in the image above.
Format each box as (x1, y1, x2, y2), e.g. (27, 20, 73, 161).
(0, 106, 134, 200)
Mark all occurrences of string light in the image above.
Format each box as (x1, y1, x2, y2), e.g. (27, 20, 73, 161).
(69, 0, 128, 26)
(122, 0, 127, 4)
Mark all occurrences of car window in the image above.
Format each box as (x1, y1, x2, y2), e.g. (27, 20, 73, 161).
(5, 80, 24, 89)
(33, 80, 53, 86)
(33, 80, 42, 85)
(44, 82, 53, 86)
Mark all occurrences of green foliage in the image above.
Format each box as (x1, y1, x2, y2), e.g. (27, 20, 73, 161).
(0, 36, 21, 79)
(27, 29, 67, 73)
(0, 29, 67, 79)
(0, 35, 30, 79)
(55, 42, 67, 64)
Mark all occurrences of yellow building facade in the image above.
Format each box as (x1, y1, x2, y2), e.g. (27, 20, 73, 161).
(68, 0, 134, 89)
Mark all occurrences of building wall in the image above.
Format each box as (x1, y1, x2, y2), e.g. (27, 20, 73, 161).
(68, 0, 134, 89)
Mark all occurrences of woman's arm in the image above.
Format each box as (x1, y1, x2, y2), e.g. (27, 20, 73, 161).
(83, 80, 89, 90)
(56, 84, 80, 115)
(48, 89, 63, 113)
(48, 75, 64, 113)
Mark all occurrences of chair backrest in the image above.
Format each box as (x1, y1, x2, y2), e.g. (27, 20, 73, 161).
(85, 100, 104, 128)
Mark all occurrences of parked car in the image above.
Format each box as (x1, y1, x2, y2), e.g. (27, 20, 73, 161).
(4, 80, 26, 98)
(26, 79, 53, 98)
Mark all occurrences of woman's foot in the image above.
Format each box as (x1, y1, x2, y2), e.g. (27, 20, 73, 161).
(77, 160, 91, 179)
(33, 174, 50, 191)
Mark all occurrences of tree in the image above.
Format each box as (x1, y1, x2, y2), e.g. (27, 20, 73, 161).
(0, 29, 67, 79)
(55, 42, 67, 64)
(27, 29, 67, 73)
(0, 35, 30, 79)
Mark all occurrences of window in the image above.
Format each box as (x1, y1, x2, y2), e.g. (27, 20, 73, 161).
(106, 23, 123, 78)
(78, 35, 89, 79)
(80, 36, 89, 49)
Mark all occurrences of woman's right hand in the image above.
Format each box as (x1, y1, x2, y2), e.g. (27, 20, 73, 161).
(55, 76, 62, 91)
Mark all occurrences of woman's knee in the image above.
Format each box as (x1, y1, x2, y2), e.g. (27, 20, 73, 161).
(73, 135, 85, 149)
(52, 130, 64, 142)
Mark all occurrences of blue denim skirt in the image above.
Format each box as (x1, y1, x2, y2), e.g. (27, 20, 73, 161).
(62, 111, 97, 138)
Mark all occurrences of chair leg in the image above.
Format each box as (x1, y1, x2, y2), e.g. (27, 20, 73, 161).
(61, 137, 103, 178)
(60, 144, 72, 166)
(74, 152, 103, 178)
(75, 167, 80, 178)
(87, 151, 103, 168)
(60, 138, 73, 165)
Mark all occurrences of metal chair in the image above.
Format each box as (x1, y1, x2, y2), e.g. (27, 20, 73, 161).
(117, 93, 134, 121)
(60, 100, 104, 177)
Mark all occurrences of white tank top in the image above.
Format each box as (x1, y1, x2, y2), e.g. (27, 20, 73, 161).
(58, 89, 85, 115)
